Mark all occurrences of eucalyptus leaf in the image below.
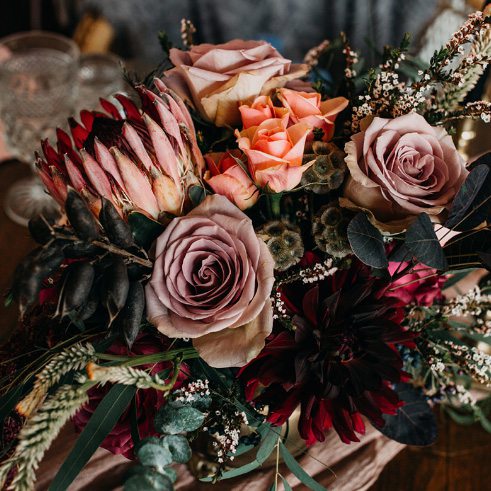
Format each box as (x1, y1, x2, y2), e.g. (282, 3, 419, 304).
(445, 164, 490, 230)
(188, 185, 207, 206)
(347, 212, 388, 269)
(256, 429, 279, 464)
(124, 472, 173, 491)
(279, 441, 326, 491)
(200, 460, 261, 482)
(49, 385, 136, 491)
(376, 383, 437, 446)
(136, 442, 173, 468)
(163, 434, 192, 463)
(405, 213, 447, 270)
(155, 405, 205, 434)
(443, 268, 478, 289)
(128, 211, 165, 249)
(281, 475, 293, 491)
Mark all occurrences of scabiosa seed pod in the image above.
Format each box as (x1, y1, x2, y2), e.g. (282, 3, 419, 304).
(301, 141, 346, 194)
(257, 221, 304, 271)
(313, 202, 352, 258)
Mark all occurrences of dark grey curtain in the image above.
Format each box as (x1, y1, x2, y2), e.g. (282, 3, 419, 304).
(83, 0, 441, 63)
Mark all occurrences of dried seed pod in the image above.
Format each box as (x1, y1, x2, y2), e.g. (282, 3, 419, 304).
(62, 241, 100, 258)
(256, 221, 304, 271)
(60, 262, 95, 316)
(117, 281, 145, 348)
(301, 142, 347, 194)
(28, 214, 55, 244)
(12, 246, 64, 317)
(313, 202, 352, 258)
(101, 257, 129, 324)
(65, 189, 100, 241)
(73, 283, 99, 322)
(99, 197, 135, 249)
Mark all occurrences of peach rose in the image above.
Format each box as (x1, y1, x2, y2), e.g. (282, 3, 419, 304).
(204, 151, 259, 210)
(236, 115, 312, 193)
(277, 88, 348, 141)
(163, 40, 308, 127)
(238, 95, 288, 129)
(341, 113, 468, 233)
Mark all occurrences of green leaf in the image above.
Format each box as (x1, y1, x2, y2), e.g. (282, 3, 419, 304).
(376, 383, 437, 446)
(281, 475, 293, 491)
(443, 268, 478, 289)
(154, 405, 205, 434)
(347, 212, 388, 269)
(128, 212, 165, 249)
(445, 162, 490, 230)
(188, 185, 207, 207)
(256, 429, 279, 464)
(279, 441, 326, 491)
(124, 472, 173, 491)
(405, 213, 447, 270)
(49, 384, 136, 491)
(201, 460, 261, 482)
(137, 442, 173, 468)
(163, 434, 192, 463)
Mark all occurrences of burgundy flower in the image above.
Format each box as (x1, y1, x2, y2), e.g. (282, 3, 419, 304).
(387, 262, 445, 306)
(72, 331, 186, 459)
(239, 259, 416, 445)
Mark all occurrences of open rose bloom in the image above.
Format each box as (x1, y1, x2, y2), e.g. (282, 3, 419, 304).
(164, 40, 308, 127)
(341, 113, 468, 232)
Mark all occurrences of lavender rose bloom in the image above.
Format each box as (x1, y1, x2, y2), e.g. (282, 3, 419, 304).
(145, 194, 275, 368)
(341, 113, 468, 232)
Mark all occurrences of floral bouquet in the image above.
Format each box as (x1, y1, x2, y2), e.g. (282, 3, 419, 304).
(1, 9, 491, 491)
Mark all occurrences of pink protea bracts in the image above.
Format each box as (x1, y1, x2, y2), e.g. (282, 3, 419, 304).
(36, 79, 205, 219)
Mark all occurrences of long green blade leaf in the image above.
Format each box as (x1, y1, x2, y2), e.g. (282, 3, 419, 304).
(49, 384, 136, 490)
(279, 441, 327, 491)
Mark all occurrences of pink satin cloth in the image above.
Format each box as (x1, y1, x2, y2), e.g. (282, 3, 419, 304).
(35, 422, 404, 490)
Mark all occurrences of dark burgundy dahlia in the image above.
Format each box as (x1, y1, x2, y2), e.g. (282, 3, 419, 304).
(239, 259, 416, 445)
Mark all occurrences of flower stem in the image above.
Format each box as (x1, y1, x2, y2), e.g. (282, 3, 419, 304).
(95, 347, 199, 366)
(269, 193, 282, 219)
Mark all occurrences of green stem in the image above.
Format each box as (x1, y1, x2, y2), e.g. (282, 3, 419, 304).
(269, 193, 282, 219)
(95, 347, 199, 367)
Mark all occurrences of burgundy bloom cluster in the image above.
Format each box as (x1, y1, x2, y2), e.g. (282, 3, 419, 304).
(239, 259, 416, 445)
(72, 332, 187, 459)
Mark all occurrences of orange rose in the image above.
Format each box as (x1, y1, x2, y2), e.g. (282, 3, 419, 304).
(236, 116, 312, 193)
(204, 151, 259, 210)
(277, 88, 348, 141)
(238, 96, 288, 129)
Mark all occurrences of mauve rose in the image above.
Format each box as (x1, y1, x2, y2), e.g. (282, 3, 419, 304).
(386, 262, 445, 306)
(163, 40, 307, 127)
(341, 113, 468, 232)
(145, 194, 275, 368)
(72, 333, 185, 459)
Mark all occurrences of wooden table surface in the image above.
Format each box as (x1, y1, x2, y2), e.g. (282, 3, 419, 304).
(0, 160, 490, 491)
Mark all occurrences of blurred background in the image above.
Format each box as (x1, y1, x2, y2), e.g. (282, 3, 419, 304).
(0, 1, 490, 490)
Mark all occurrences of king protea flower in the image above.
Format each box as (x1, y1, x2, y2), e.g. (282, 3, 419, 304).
(36, 78, 205, 219)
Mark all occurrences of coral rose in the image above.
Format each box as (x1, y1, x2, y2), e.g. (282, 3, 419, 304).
(277, 88, 348, 141)
(341, 113, 468, 232)
(163, 40, 307, 127)
(204, 151, 259, 210)
(145, 194, 275, 368)
(238, 95, 288, 129)
(236, 115, 312, 193)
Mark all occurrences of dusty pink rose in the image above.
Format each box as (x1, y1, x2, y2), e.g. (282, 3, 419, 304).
(236, 115, 312, 193)
(277, 88, 348, 141)
(145, 194, 275, 368)
(163, 40, 307, 127)
(204, 151, 259, 210)
(386, 262, 445, 306)
(341, 113, 468, 232)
